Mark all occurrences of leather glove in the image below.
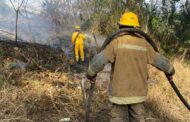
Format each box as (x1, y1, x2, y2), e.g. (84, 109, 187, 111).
(86, 74, 97, 84)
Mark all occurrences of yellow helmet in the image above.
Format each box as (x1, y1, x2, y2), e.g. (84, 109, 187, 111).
(118, 12, 140, 27)
(75, 26, 80, 30)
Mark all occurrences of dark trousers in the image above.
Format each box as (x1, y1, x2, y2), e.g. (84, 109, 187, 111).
(110, 103, 146, 122)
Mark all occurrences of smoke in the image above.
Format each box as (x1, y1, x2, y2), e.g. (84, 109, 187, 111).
(0, 0, 105, 57)
(0, 0, 53, 44)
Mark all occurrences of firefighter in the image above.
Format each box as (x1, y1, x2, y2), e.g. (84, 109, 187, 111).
(71, 26, 86, 62)
(86, 12, 175, 122)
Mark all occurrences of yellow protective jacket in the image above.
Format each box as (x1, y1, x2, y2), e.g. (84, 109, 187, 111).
(71, 32, 86, 61)
(72, 32, 86, 44)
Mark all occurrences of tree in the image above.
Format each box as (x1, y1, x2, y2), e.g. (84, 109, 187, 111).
(42, 0, 82, 33)
(9, 0, 25, 42)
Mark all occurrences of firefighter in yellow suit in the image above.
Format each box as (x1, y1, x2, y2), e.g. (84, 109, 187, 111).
(71, 26, 86, 62)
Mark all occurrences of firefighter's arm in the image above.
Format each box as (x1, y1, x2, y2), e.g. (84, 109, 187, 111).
(147, 43, 175, 76)
(83, 33, 86, 40)
(152, 53, 175, 75)
(87, 40, 116, 81)
(87, 51, 109, 80)
(82, 33, 86, 43)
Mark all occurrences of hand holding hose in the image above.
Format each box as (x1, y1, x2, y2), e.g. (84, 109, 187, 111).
(166, 73, 174, 81)
(86, 74, 97, 84)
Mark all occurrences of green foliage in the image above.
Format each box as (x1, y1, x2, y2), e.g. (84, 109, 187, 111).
(141, 0, 190, 59)
(89, 0, 126, 35)
(86, 0, 190, 58)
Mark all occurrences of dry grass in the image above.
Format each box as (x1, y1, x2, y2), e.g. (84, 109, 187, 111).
(0, 41, 108, 122)
(0, 71, 82, 122)
(146, 59, 190, 122)
(0, 71, 108, 122)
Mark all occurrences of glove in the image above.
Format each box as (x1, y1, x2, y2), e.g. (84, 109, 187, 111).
(166, 74, 173, 81)
(165, 66, 175, 81)
(86, 74, 97, 84)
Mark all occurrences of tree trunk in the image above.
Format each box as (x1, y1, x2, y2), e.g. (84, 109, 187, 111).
(145, 14, 150, 33)
(184, 0, 189, 14)
(15, 10, 18, 42)
(180, 48, 188, 62)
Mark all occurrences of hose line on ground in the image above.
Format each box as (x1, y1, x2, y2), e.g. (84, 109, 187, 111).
(101, 28, 190, 111)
